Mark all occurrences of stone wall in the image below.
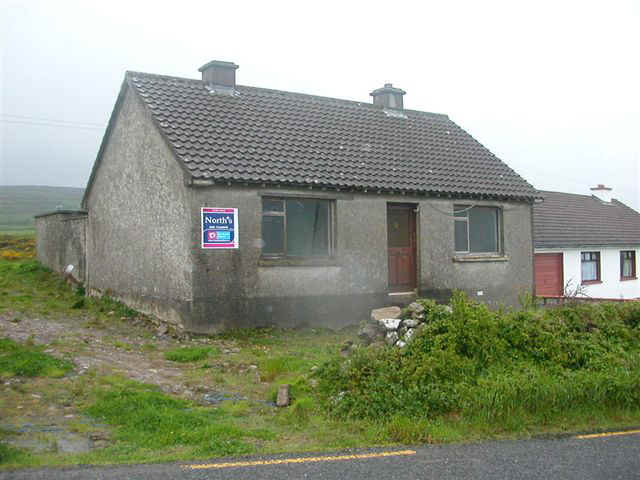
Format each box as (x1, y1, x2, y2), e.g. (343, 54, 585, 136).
(35, 210, 87, 283)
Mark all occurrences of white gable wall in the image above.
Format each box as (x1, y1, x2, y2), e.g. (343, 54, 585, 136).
(535, 246, 640, 299)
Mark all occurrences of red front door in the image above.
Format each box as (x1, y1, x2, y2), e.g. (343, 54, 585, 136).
(387, 204, 417, 291)
(535, 253, 564, 296)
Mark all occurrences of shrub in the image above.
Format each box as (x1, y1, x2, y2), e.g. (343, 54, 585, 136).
(315, 292, 640, 422)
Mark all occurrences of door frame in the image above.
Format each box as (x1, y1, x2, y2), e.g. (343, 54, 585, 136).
(386, 203, 418, 292)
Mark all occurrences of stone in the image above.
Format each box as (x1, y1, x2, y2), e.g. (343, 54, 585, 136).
(379, 318, 401, 330)
(396, 340, 407, 348)
(407, 302, 425, 315)
(276, 384, 290, 407)
(404, 318, 420, 328)
(404, 328, 415, 341)
(156, 324, 168, 335)
(358, 322, 385, 345)
(385, 331, 399, 345)
(370, 306, 402, 323)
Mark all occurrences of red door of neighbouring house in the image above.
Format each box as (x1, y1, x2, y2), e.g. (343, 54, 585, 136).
(535, 253, 564, 296)
(387, 204, 417, 292)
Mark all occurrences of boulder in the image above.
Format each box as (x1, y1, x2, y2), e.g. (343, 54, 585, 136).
(386, 331, 399, 345)
(396, 340, 407, 348)
(358, 322, 386, 345)
(276, 384, 290, 407)
(379, 318, 402, 330)
(404, 318, 420, 328)
(371, 306, 402, 323)
(407, 302, 425, 315)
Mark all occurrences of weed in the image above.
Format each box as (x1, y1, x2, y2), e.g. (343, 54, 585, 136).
(164, 346, 219, 363)
(85, 379, 267, 456)
(383, 415, 433, 444)
(0, 442, 25, 464)
(259, 356, 308, 382)
(0, 338, 73, 378)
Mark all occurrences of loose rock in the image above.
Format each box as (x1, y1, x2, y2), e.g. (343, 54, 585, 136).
(385, 331, 399, 345)
(276, 384, 290, 407)
(379, 318, 401, 331)
(370, 306, 402, 323)
(404, 318, 419, 328)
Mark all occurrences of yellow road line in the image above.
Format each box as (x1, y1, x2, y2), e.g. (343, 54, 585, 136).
(184, 449, 417, 470)
(576, 429, 640, 439)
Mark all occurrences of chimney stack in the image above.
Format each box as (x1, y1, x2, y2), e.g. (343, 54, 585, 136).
(199, 60, 239, 89)
(370, 83, 406, 110)
(590, 184, 613, 203)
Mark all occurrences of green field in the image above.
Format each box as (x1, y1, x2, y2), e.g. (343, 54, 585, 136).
(0, 185, 84, 232)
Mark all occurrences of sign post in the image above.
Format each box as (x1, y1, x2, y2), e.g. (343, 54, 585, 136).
(201, 208, 239, 249)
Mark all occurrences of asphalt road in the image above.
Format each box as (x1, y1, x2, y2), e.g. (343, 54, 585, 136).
(2, 430, 639, 480)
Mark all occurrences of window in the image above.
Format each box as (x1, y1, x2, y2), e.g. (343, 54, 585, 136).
(261, 197, 333, 257)
(581, 251, 601, 283)
(454, 205, 501, 253)
(620, 250, 636, 279)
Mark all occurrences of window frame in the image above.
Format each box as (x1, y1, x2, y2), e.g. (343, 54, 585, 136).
(620, 250, 637, 280)
(261, 196, 335, 259)
(581, 251, 601, 284)
(454, 205, 502, 255)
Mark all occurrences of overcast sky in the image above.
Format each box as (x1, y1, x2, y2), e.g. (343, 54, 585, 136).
(2, 0, 639, 209)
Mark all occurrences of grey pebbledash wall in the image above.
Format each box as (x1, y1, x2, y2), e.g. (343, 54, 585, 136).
(82, 86, 193, 328)
(40, 80, 534, 333)
(35, 210, 88, 283)
(187, 185, 533, 333)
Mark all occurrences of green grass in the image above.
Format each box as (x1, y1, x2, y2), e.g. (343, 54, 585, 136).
(84, 377, 271, 458)
(0, 338, 73, 378)
(164, 346, 220, 363)
(0, 258, 140, 324)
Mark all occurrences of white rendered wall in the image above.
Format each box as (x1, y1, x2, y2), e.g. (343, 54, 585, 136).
(535, 247, 640, 299)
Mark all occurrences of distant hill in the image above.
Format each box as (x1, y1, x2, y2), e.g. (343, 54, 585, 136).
(0, 185, 84, 232)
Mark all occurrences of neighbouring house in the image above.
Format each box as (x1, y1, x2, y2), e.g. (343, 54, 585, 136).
(36, 60, 538, 332)
(533, 185, 640, 300)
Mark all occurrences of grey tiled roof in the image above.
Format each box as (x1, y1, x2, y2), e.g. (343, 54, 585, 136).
(534, 190, 640, 248)
(126, 71, 537, 200)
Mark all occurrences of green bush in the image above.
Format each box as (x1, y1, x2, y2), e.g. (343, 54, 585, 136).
(315, 292, 640, 422)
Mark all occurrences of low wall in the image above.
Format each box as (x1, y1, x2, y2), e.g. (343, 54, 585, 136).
(35, 210, 87, 284)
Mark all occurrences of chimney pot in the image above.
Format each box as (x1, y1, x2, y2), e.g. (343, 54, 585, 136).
(590, 184, 613, 203)
(199, 60, 239, 89)
(370, 83, 406, 110)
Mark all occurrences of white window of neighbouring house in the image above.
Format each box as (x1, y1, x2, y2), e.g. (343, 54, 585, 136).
(581, 251, 601, 283)
(454, 205, 501, 253)
(262, 197, 333, 257)
(620, 250, 636, 280)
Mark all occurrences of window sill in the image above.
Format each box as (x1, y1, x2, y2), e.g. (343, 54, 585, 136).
(259, 257, 339, 267)
(581, 280, 602, 285)
(452, 254, 509, 263)
(620, 277, 637, 282)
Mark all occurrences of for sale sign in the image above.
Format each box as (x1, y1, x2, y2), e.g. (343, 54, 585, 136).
(201, 208, 239, 249)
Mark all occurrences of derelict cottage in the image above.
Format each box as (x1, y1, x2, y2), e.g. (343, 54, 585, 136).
(36, 60, 538, 332)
